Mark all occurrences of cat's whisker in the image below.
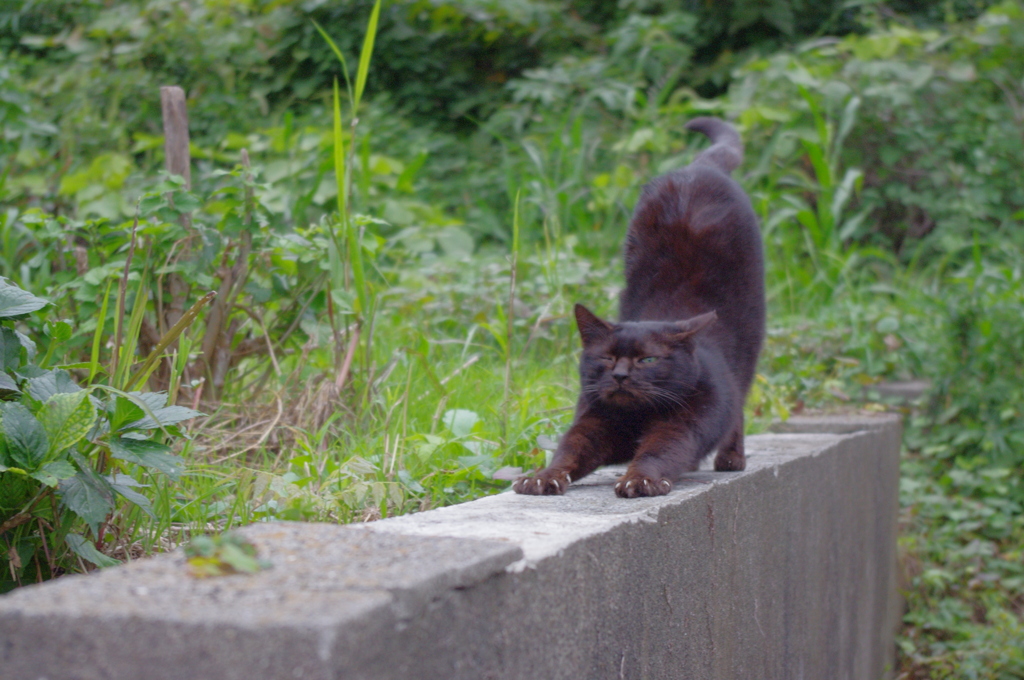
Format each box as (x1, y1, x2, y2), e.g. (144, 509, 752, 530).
(644, 385, 691, 412)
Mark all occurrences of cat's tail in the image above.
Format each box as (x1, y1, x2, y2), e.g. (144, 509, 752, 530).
(685, 117, 743, 175)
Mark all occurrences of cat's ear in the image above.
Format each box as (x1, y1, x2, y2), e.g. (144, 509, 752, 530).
(574, 304, 614, 346)
(670, 311, 717, 342)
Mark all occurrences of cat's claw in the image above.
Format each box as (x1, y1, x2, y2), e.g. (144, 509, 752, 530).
(513, 468, 573, 496)
(615, 474, 672, 498)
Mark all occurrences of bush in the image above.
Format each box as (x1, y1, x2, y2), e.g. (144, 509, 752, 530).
(732, 1, 1024, 263)
(0, 278, 198, 591)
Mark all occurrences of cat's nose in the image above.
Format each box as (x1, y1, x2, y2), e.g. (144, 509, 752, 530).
(612, 360, 630, 383)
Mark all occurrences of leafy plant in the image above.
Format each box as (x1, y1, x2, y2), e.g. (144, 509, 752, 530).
(0, 277, 199, 591)
(732, 2, 1024, 266)
(309, 0, 385, 400)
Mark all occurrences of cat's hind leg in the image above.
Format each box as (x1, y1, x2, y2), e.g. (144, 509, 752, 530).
(713, 413, 746, 471)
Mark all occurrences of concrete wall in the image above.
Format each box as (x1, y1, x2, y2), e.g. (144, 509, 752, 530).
(0, 414, 902, 680)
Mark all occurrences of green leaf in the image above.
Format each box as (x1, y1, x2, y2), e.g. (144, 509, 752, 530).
(107, 473, 154, 518)
(30, 460, 77, 487)
(313, 20, 353, 104)
(41, 391, 97, 456)
(442, 409, 480, 438)
(14, 330, 36, 362)
(0, 279, 49, 318)
(762, 2, 794, 35)
(25, 369, 82, 404)
(800, 138, 832, 190)
(108, 436, 184, 480)
(835, 95, 861, 156)
(59, 471, 115, 535)
(128, 391, 170, 411)
(831, 168, 863, 227)
(0, 372, 19, 395)
(47, 320, 72, 343)
(65, 532, 120, 568)
(0, 402, 48, 470)
(216, 541, 264, 573)
(396, 151, 427, 193)
(58, 361, 105, 373)
(126, 404, 202, 430)
(353, 0, 383, 111)
(185, 532, 267, 578)
(170, 190, 202, 213)
(138, 194, 166, 214)
(436, 226, 475, 258)
(333, 79, 347, 220)
(0, 327, 23, 370)
(110, 396, 145, 432)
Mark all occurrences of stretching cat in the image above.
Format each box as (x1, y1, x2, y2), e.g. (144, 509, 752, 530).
(513, 117, 765, 498)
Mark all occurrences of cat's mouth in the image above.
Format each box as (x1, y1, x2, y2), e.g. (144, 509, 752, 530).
(602, 386, 637, 404)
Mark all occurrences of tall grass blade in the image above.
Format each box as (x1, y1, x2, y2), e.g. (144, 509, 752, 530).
(835, 95, 861, 155)
(112, 213, 140, 381)
(312, 20, 353, 106)
(798, 85, 829, 155)
(90, 279, 114, 382)
(115, 271, 151, 390)
(346, 219, 367, 320)
(168, 334, 192, 405)
(353, 0, 383, 111)
(831, 168, 863, 229)
(512, 188, 521, 259)
(127, 291, 216, 391)
(332, 79, 347, 227)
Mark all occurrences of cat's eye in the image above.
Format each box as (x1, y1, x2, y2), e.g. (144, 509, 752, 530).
(638, 356, 659, 364)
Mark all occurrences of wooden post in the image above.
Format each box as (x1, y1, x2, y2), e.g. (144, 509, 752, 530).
(154, 86, 194, 395)
(160, 86, 191, 188)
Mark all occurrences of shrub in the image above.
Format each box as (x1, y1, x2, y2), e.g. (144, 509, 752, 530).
(732, 1, 1024, 263)
(0, 278, 198, 590)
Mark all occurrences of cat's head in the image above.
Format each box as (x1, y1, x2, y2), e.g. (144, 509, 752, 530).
(574, 304, 717, 410)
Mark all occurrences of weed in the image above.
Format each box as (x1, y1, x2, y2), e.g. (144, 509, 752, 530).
(0, 278, 200, 590)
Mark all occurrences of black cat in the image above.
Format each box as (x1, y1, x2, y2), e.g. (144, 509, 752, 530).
(514, 117, 765, 498)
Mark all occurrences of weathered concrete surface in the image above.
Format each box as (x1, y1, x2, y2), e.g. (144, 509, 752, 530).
(0, 414, 902, 680)
(0, 526, 522, 680)
(770, 412, 902, 434)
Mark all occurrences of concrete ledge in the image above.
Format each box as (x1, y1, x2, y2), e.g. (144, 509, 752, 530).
(769, 412, 902, 434)
(0, 414, 902, 680)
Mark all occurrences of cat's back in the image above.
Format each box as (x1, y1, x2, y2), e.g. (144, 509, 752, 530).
(619, 127, 765, 390)
(620, 162, 763, 322)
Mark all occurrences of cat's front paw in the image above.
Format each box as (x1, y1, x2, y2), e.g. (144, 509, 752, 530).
(512, 469, 572, 495)
(614, 474, 672, 498)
